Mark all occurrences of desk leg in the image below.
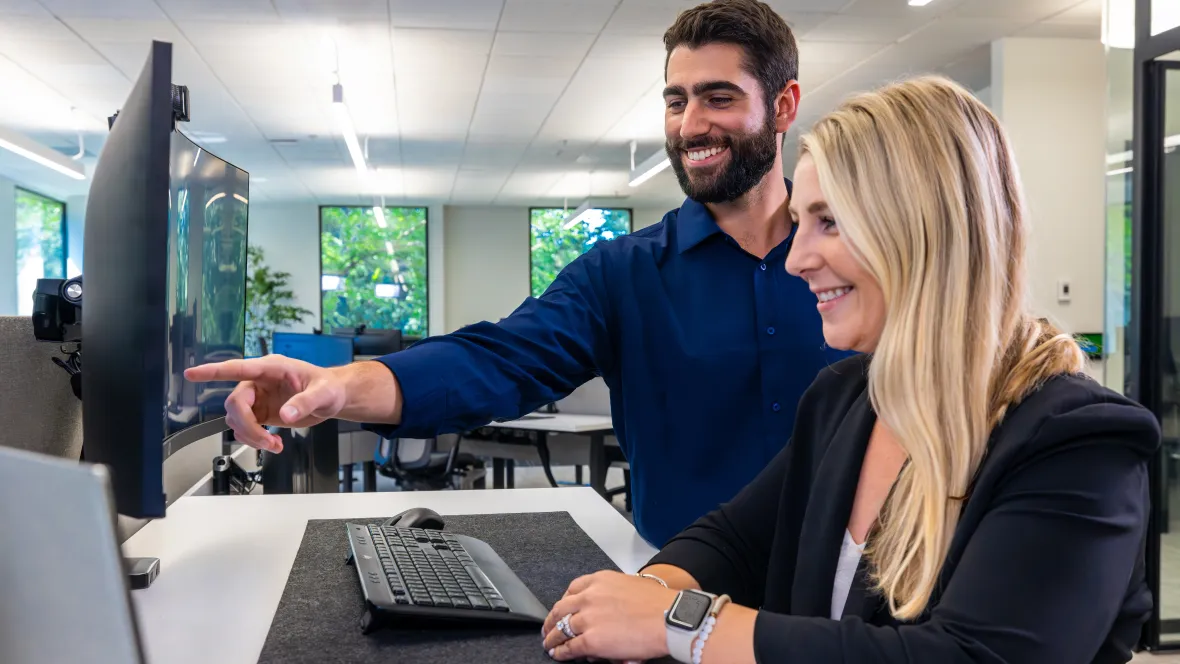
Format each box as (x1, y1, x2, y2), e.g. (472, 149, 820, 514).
(535, 432, 559, 488)
(363, 461, 377, 492)
(589, 433, 608, 499)
(575, 465, 583, 485)
(507, 459, 515, 489)
(493, 458, 505, 489)
(342, 464, 354, 493)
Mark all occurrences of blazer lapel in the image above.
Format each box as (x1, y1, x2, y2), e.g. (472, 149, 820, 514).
(790, 389, 877, 617)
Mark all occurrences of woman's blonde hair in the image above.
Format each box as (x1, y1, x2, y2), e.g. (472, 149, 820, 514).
(799, 75, 1086, 620)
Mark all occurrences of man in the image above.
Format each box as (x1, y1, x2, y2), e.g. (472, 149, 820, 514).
(186, 0, 850, 546)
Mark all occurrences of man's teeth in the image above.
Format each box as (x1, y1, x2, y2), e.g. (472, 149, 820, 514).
(687, 146, 726, 162)
(817, 287, 852, 303)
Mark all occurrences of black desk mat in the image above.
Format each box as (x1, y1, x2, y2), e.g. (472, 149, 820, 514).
(258, 511, 652, 663)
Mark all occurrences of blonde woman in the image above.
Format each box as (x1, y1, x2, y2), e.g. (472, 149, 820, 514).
(539, 75, 1159, 664)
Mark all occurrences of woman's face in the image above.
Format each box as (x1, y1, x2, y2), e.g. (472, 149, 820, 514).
(786, 154, 886, 353)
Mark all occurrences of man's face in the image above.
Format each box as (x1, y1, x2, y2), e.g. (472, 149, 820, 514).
(663, 42, 781, 203)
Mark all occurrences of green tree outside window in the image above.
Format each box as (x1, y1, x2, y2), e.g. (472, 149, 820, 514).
(320, 206, 428, 336)
(15, 188, 66, 315)
(530, 208, 630, 298)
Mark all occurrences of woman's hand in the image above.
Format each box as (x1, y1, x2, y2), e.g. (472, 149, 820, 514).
(541, 570, 678, 662)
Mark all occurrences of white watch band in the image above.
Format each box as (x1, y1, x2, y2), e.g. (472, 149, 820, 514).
(665, 590, 715, 663)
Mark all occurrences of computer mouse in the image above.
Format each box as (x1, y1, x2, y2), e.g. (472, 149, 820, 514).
(381, 507, 445, 531)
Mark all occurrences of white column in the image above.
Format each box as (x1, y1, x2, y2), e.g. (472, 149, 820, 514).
(990, 37, 1107, 378)
(427, 203, 446, 336)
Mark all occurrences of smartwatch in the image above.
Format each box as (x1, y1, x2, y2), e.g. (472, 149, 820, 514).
(664, 589, 716, 663)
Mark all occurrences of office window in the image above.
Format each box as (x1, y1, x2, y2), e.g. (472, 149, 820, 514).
(529, 208, 630, 297)
(15, 188, 66, 315)
(320, 206, 428, 336)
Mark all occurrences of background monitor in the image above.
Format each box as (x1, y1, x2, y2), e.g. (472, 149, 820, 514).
(82, 40, 248, 519)
(353, 328, 402, 356)
(272, 332, 353, 368)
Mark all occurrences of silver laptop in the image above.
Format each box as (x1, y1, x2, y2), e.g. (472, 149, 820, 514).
(0, 446, 145, 664)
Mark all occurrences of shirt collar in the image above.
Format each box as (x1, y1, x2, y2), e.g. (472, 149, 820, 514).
(675, 178, 794, 254)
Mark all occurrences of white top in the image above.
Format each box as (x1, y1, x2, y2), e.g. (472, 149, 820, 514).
(485, 412, 614, 433)
(121, 487, 656, 664)
(830, 530, 867, 620)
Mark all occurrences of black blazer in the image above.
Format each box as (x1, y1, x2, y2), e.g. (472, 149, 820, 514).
(648, 355, 1159, 663)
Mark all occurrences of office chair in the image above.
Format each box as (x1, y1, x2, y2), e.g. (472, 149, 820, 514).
(377, 435, 486, 491)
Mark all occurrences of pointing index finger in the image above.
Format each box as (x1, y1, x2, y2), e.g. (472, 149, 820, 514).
(184, 358, 275, 383)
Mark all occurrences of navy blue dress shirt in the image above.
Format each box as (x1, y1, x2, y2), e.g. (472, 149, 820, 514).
(369, 183, 851, 546)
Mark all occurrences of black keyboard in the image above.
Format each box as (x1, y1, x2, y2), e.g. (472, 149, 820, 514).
(345, 522, 550, 633)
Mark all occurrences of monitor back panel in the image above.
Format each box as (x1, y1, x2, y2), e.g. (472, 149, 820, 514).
(0, 447, 144, 664)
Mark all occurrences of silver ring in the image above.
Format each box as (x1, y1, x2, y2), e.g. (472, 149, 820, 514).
(557, 613, 577, 639)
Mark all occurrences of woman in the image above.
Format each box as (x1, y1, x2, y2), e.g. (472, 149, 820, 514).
(539, 75, 1159, 663)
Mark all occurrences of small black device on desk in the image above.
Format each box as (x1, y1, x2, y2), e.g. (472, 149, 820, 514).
(346, 507, 550, 633)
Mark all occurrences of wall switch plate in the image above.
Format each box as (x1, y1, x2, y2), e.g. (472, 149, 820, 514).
(1057, 280, 1071, 303)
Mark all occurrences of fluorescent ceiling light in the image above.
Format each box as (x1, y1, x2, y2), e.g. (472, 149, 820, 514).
(373, 206, 387, 228)
(1107, 166, 1134, 176)
(908, 0, 935, 5)
(375, 284, 399, 298)
(385, 241, 394, 255)
(233, 193, 248, 204)
(0, 126, 86, 180)
(204, 192, 226, 208)
(562, 200, 594, 230)
(629, 149, 670, 188)
(321, 275, 342, 291)
(332, 83, 370, 189)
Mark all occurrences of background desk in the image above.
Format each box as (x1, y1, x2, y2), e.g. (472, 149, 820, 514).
(122, 488, 656, 664)
(475, 413, 616, 497)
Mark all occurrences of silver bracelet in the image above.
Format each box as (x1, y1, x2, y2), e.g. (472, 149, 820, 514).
(637, 572, 668, 588)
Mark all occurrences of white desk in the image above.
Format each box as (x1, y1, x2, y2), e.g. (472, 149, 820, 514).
(477, 414, 616, 497)
(122, 488, 656, 664)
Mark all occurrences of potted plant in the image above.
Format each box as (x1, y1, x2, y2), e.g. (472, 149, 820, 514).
(245, 245, 313, 357)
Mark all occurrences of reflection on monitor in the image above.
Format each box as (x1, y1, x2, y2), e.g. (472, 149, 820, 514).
(272, 332, 354, 368)
(164, 130, 249, 440)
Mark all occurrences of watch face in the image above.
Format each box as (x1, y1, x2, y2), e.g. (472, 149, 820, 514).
(666, 591, 712, 631)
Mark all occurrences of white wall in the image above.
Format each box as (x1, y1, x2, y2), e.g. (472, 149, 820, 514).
(245, 203, 321, 332)
(443, 205, 529, 330)
(991, 37, 1107, 337)
(0, 175, 15, 315)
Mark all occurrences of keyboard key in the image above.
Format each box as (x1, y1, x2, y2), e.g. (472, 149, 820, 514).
(469, 596, 490, 609)
(464, 565, 498, 592)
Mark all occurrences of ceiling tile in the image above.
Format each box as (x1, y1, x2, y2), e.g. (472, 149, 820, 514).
(798, 40, 887, 65)
(1046, 0, 1101, 23)
(0, 0, 44, 15)
(65, 19, 185, 43)
(603, 0, 693, 35)
(388, 0, 505, 30)
(492, 31, 595, 58)
(499, 0, 618, 33)
(393, 28, 495, 57)
(803, 14, 933, 43)
(461, 138, 530, 168)
(949, 0, 1082, 22)
(157, 0, 281, 22)
(1015, 21, 1100, 39)
(764, 0, 852, 12)
(841, 0, 965, 18)
(274, 0, 389, 21)
(586, 33, 667, 62)
(37, 0, 165, 20)
(401, 139, 465, 166)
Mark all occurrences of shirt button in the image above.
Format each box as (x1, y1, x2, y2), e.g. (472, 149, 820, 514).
(772, 402, 782, 412)
(760, 263, 767, 271)
(766, 326, 776, 335)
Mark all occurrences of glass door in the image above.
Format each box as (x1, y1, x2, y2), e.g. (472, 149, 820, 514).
(1130, 0, 1180, 646)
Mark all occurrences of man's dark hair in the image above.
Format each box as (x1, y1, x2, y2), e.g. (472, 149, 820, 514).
(663, 0, 799, 109)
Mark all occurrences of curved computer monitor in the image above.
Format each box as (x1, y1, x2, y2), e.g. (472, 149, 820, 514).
(83, 40, 248, 518)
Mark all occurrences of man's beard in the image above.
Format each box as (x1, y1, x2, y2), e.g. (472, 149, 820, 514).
(667, 114, 779, 204)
